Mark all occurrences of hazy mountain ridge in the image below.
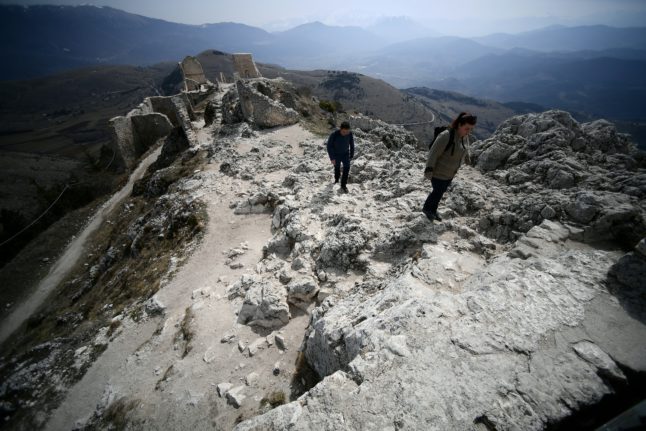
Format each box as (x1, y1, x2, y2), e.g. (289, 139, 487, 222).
(428, 54, 646, 121)
(3, 3, 644, 148)
(367, 16, 440, 43)
(0, 5, 272, 79)
(474, 24, 646, 51)
(2, 4, 645, 82)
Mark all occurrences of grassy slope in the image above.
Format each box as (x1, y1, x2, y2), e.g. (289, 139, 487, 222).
(0, 63, 175, 267)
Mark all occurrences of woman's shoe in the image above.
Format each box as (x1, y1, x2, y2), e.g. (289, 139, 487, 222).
(422, 209, 435, 222)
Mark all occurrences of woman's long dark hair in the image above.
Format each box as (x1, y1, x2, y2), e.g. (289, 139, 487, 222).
(451, 112, 477, 129)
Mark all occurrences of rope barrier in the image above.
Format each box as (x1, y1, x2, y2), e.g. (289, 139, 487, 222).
(0, 147, 118, 248)
(103, 147, 116, 171)
(0, 185, 69, 248)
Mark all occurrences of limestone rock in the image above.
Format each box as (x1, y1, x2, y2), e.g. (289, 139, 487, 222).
(476, 140, 516, 171)
(316, 216, 373, 270)
(217, 382, 233, 398)
(143, 296, 165, 316)
(244, 372, 259, 386)
(238, 281, 290, 328)
(233, 402, 303, 430)
(238, 221, 646, 430)
(572, 341, 626, 382)
(274, 334, 286, 351)
(227, 274, 262, 300)
(226, 386, 246, 408)
(203, 347, 217, 364)
(247, 338, 267, 357)
(581, 119, 634, 154)
(468, 110, 646, 246)
(233, 190, 279, 215)
(220, 333, 236, 344)
(287, 277, 319, 303)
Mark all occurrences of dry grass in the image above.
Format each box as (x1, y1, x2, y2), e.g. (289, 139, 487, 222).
(290, 351, 321, 401)
(101, 396, 141, 430)
(260, 391, 287, 409)
(155, 365, 176, 391)
(177, 307, 196, 358)
(107, 319, 122, 337)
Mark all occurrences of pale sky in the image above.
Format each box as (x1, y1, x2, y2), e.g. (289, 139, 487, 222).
(2, 0, 646, 35)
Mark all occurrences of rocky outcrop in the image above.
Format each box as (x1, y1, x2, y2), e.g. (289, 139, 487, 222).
(235, 220, 646, 430)
(471, 111, 645, 195)
(237, 280, 291, 328)
(227, 110, 645, 430)
(236, 78, 299, 128)
(468, 110, 646, 247)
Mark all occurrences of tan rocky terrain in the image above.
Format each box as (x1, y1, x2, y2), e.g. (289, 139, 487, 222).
(0, 70, 645, 431)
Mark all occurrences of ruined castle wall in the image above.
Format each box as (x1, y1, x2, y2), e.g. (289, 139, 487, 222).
(233, 53, 261, 79)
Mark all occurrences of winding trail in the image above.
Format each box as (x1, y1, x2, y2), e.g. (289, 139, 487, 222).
(45, 124, 319, 430)
(0, 146, 162, 346)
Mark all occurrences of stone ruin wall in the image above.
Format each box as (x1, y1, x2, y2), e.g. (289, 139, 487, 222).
(233, 53, 262, 79)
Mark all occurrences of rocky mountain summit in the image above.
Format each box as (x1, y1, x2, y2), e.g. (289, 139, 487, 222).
(1, 72, 645, 431)
(224, 98, 646, 429)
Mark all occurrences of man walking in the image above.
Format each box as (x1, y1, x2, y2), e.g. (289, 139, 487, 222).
(327, 121, 354, 193)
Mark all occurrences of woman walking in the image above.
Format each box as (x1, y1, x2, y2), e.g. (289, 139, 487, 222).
(422, 112, 477, 221)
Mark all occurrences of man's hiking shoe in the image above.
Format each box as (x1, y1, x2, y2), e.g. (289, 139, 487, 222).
(341, 186, 349, 193)
(434, 212, 443, 222)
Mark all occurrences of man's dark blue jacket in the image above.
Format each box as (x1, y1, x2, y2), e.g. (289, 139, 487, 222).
(327, 130, 355, 160)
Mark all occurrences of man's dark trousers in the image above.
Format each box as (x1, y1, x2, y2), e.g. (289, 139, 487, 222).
(334, 154, 351, 187)
(423, 177, 452, 214)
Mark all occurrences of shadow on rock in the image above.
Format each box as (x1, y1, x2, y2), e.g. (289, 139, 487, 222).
(606, 248, 646, 325)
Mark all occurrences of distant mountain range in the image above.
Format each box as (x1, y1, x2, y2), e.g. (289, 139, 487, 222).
(474, 25, 646, 52)
(1, 4, 645, 146)
(426, 53, 646, 121)
(4, 5, 645, 79)
(0, 5, 408, 79)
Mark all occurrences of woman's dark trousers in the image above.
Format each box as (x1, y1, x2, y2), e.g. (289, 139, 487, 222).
(423, 177, 452, 214)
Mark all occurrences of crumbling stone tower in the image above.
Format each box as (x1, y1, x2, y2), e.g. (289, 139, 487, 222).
(179, 56, 209, 91)
(233, 53, 262, 79)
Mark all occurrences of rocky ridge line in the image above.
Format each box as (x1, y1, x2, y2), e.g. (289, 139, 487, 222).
(216, 96, 646, 429)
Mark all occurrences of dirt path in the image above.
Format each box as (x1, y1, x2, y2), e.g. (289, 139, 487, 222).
(0, 146, 163, 346)
(46, 124, 320, 430)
